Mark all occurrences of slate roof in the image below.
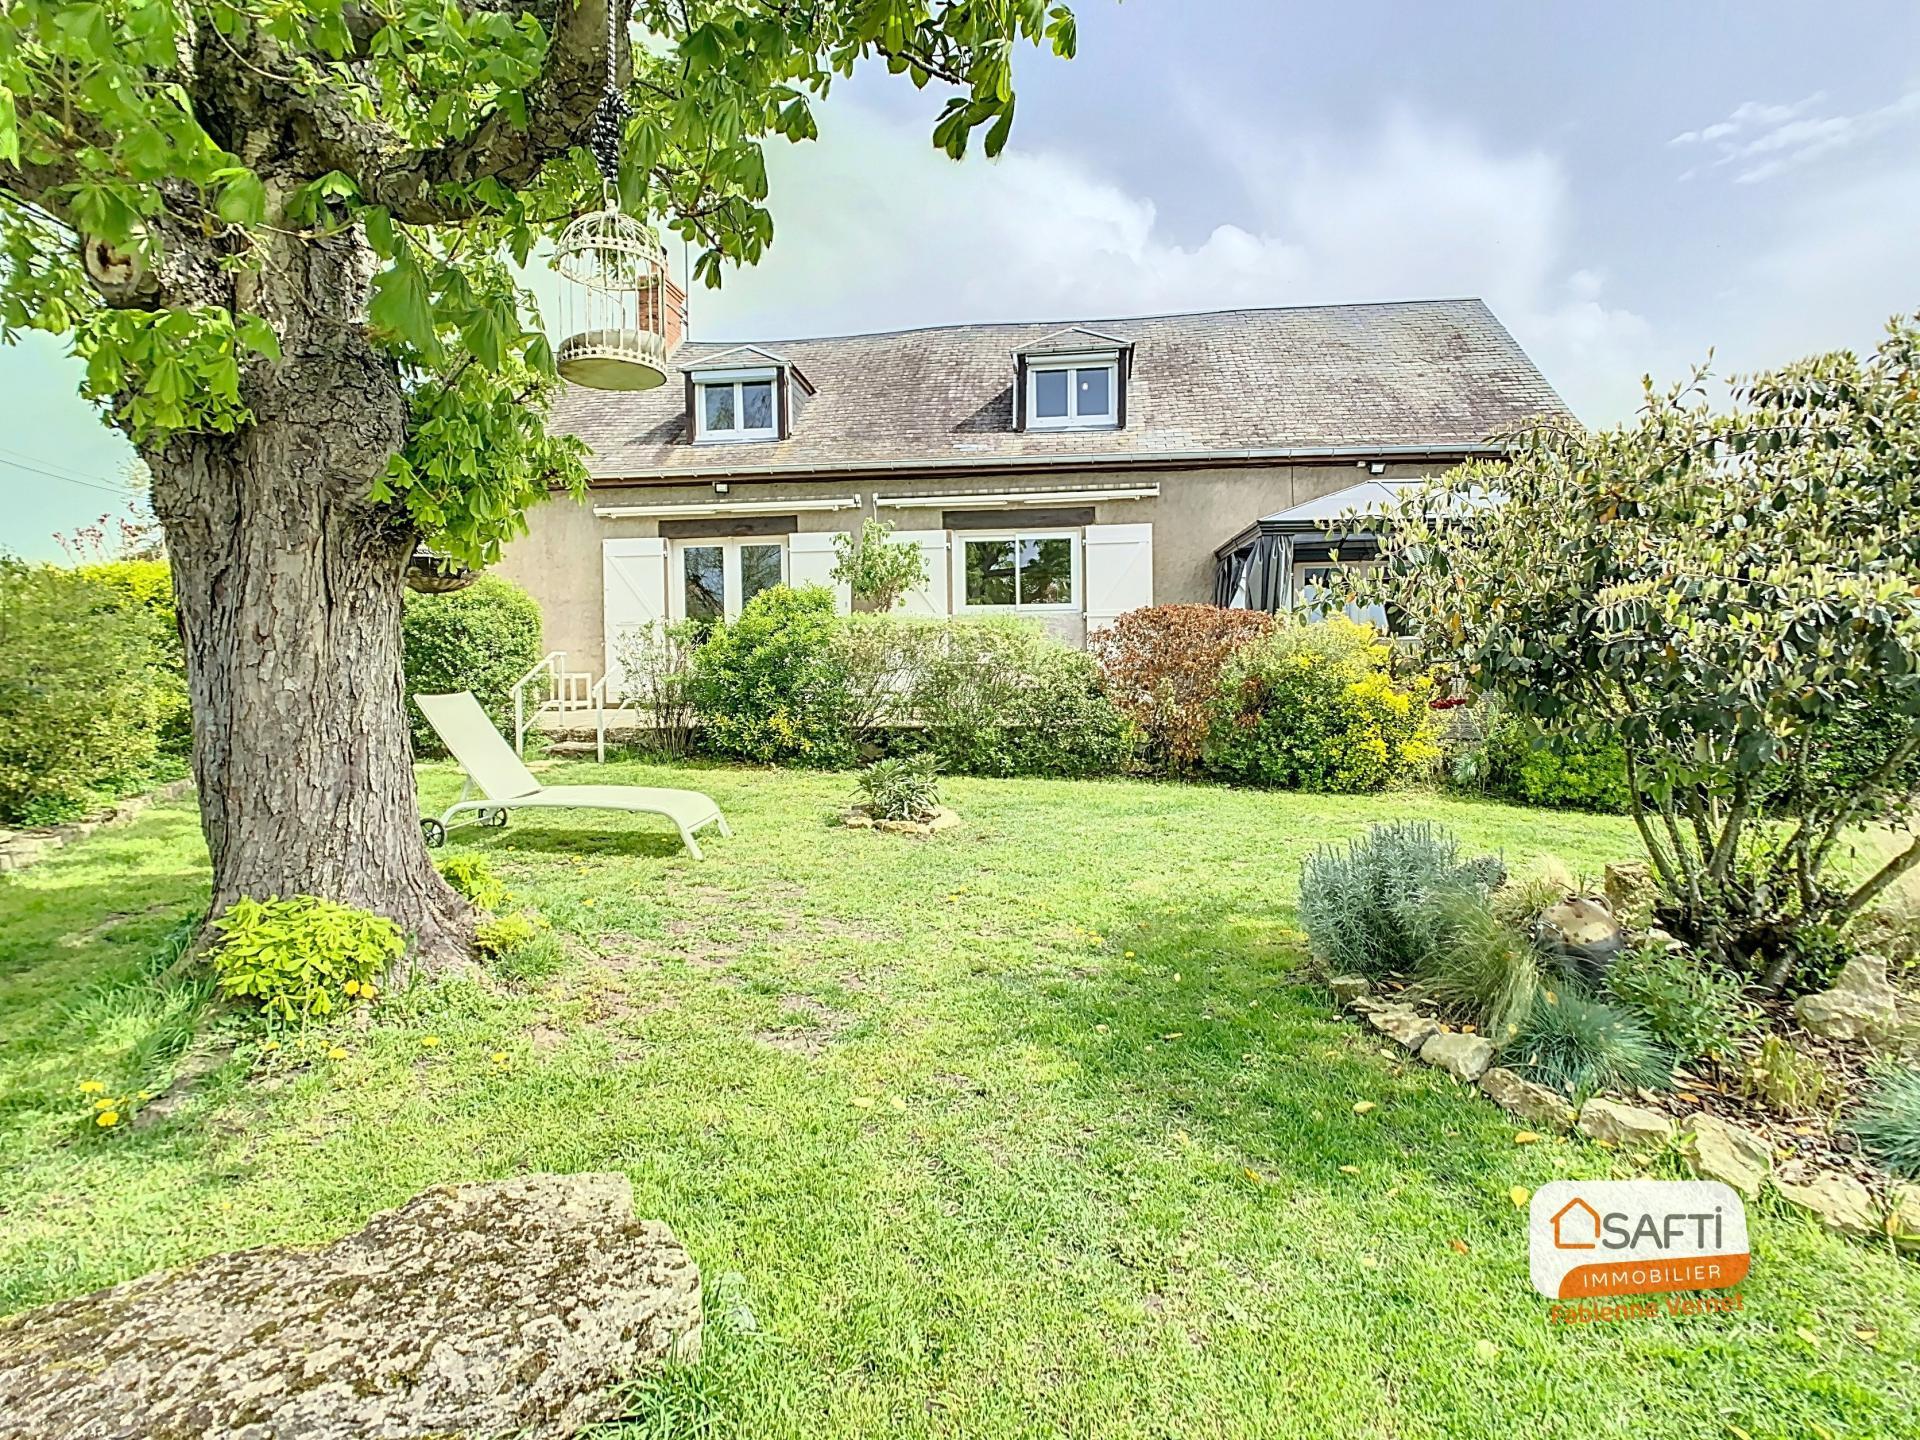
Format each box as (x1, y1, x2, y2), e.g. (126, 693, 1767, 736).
(551, 298, 1571, 481)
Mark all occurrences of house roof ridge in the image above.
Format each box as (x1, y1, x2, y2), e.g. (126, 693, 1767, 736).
(677, 297, 1497, 351)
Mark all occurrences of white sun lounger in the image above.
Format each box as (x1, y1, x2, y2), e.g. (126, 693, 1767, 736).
(414, 691, 730, 859)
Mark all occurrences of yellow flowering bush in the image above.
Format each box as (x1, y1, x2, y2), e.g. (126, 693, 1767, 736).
(1205, 617, 1440, 791)
(207, 895, 402, 1023)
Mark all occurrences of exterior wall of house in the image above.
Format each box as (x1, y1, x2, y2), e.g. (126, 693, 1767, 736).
(493, 459, 1434, 677)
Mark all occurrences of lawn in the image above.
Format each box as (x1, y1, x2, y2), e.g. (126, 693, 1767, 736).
(2, 762, 1916, 1439)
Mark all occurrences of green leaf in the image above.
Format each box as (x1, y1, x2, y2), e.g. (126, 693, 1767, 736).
(213, 168, 268, 227)
(368, 250, 438, 357)
(236, 314, 281, 362)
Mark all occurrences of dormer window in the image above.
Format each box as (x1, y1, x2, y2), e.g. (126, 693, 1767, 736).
(1027, 357, 1117, 429)
(681, 346, 812, 445)
(1013, 327, 1132, 433)
(695, 368, 778, 442)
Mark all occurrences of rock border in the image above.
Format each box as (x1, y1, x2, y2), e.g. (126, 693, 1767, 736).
(0, 778, 194, 875)
(840, 805, 960, 837)
(1326, 972, 1917, 1255)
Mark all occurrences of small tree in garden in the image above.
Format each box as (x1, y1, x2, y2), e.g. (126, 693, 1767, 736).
(832, 519, 929, 612)
(0, 0, 1075, 965)
(1366, 314, 1920, 991)
(1092, 604, 1275, 772)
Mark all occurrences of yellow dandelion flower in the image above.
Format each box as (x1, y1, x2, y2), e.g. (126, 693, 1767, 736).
(96, 1111, 119, 1127)
(94, 1097, 116, 1110)
(261, 1039, 280, 1051)
(326, 1046, 348, 1061)
(489, 1051, 508, 1064)
(420, 1035, 441, 1048)
(79, 1079, 106, 1094)
(343, 979, 360, 996)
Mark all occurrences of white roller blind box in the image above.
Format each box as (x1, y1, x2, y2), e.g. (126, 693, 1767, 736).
(889, 530, 950, 615)
(602, 538, 668, 690)
(1082, 523, 1154, 632)
(788, 531, 852, 613)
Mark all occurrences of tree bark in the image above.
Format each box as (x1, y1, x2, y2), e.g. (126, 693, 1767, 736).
(148, 231, 473, 972)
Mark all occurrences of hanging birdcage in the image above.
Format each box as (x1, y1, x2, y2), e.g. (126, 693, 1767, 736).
(552, 208, 674, 391)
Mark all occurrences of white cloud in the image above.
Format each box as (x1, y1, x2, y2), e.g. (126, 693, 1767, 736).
(1669, 89, 1920, 183)
(689, 102, 1650, 421)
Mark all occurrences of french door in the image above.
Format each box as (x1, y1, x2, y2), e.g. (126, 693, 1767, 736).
(671, 537, 788, 624)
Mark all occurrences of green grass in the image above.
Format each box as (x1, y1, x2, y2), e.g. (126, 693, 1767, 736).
(3, 762, 1917, 1438)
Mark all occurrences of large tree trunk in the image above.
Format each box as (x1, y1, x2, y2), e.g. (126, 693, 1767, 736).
(148, 232, 473, 972)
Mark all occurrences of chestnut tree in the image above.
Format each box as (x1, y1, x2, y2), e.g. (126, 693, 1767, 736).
(0, 0, 1076, 966)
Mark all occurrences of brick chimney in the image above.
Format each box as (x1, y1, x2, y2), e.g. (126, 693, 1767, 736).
(636, 239, 688, 354)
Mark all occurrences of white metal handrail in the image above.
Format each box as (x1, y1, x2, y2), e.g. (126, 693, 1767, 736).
(511, 652, 565, 756)
(590, 672, 613, 764)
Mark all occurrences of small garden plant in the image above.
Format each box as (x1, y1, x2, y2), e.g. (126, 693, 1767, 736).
(856, 755, 943, 822)
(1847, 1067, 1920, 1178)
(207, 896, 403, 1023)
(437, 852, 509, 912)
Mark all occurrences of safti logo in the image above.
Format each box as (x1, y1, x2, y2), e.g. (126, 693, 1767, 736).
(1529, 1180, 1750, 1300)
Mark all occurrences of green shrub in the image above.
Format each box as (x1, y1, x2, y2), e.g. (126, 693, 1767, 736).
(911, 616, 1132, 778)
(1205, 617, 1440, 791)
(1299, 820, 1501, 978)
(1482, 713, 1630, 813)
(1738, 1033, 1834, 1116)
(1846, 1067, 1920, 1178)
(1507, 986, 1672, 1101)
(1604, 943, 1752, 1063)
(437, 852, 508, 912)
(689, 585, 855, 766)
(831, 518, 929, 611)
(1092, 604, 1276, 773)
(75, 558, 191, 760)
(823, 613, 943, 736)
(0, 559, 172, 824)
(611, 619, 703, 758)
(207, 895, 404, 1023)
(474, 911, 548, 957)
(858, 754, 941, 821)
(402, 575, 544, 757)
(1414, 890, 1542, 1041)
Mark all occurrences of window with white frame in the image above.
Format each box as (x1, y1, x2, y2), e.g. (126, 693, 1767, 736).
(694, 368, 779, 442)
(1026, 354, 1117, 429)
(958, 531, 1079, 610)
(671, 537, 788, 625)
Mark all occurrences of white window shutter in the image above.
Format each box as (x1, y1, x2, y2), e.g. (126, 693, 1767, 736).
(602, 537, 668, 689)
(889, 530, 950, 614)
(1083, 522, 1154, 633)
(788, 531, 851, 613)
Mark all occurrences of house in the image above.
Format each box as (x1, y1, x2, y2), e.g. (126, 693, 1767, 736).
(1550, 1197, 1603, 1249)
(496, 298, 1569, 682)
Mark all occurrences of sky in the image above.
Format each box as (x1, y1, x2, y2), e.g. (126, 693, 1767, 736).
(6, 0, 1919, 558)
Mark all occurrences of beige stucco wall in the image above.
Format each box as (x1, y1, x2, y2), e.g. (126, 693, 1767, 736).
(493, 461, 1432, 675)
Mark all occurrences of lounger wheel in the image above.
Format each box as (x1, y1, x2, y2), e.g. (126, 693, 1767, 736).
(480, 807, 508, 829)
(421, 818, 447, 848)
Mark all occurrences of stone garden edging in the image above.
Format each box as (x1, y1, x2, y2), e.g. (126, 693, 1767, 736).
(0, 778, 194, 874)
(1329, 975, 1919, 1256)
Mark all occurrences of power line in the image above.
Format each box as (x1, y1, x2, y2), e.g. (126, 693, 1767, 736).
(0, 452, 130, 497)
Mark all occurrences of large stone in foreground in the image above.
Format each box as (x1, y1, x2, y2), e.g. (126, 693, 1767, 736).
(0, 1173, 701, 1440)
(1679, 1113, 1772, 1199)
(1576, 1098, 1675, 1152)
(1419, 1031, 1496, 1083)
(1477, 1067, 1576, 1131)
(1772, 1159, 1878, 1240)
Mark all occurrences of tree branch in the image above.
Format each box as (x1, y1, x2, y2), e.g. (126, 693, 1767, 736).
(361, 0, 623, 222)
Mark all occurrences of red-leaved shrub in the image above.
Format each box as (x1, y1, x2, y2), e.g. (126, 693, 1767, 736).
(1093, 604, 1276, 772)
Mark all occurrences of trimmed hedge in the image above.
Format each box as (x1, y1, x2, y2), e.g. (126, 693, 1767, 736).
(0, 559, 176, 824)
(402, 576, 544, 757)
